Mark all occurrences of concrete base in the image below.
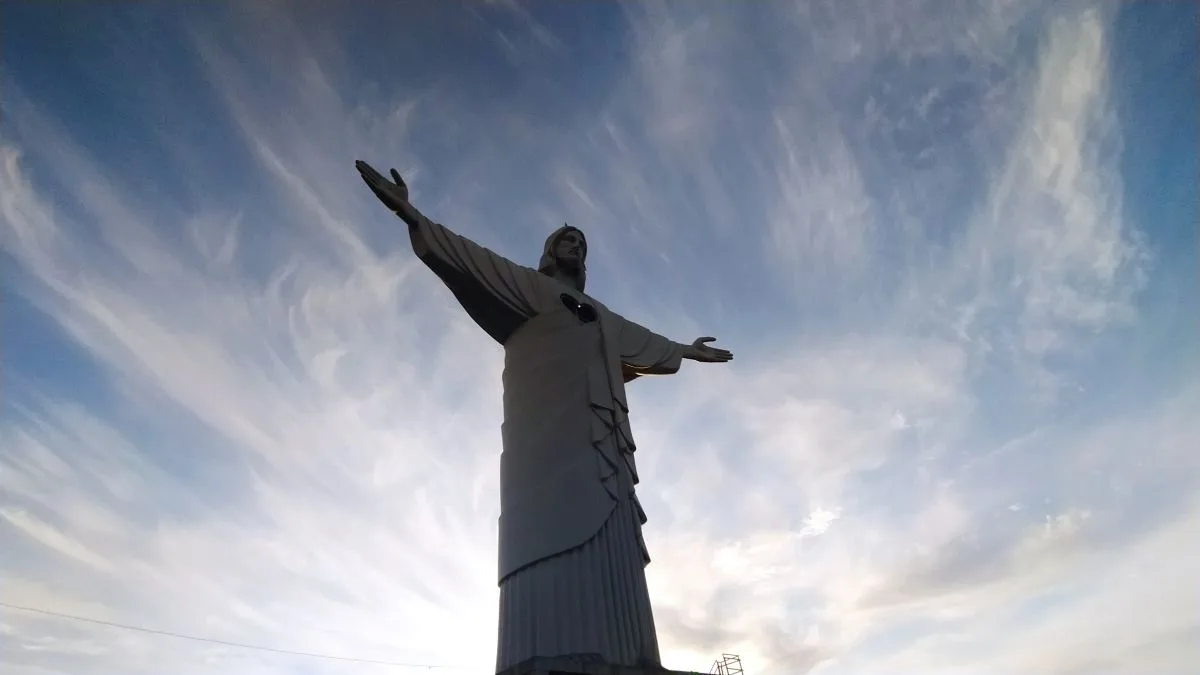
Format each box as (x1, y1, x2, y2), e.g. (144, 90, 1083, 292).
(498, 657, 708, 675)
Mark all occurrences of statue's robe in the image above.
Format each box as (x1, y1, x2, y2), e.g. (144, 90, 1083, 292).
(408, 214, 683, 672)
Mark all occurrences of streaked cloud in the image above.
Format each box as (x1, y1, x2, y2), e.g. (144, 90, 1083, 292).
(1, 2, 1195, 675)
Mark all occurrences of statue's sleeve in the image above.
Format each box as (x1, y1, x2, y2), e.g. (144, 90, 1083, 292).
(613, 313, 685, 379)
(410, 212, 552, 344)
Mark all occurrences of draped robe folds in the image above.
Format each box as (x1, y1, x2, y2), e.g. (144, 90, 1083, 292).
(407, 215, 684, 671)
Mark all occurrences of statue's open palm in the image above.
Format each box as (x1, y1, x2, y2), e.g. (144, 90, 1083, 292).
(688, 337, 733, 363)
(356, 160, 414, 220)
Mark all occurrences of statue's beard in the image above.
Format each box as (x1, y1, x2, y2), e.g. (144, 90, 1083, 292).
(554, 257, 586, 291)
(556, 255, 582, 274)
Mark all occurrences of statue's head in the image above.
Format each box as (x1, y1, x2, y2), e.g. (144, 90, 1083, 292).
(538, 224, 587, 291)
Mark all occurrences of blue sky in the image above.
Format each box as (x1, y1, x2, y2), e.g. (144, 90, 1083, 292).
(1, 2, 1196, 674)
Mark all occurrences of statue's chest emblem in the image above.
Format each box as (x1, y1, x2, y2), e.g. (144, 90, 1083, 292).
(560, 293, 597, 324)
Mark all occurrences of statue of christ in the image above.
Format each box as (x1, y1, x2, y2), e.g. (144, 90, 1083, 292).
(356, 161, 733, 673)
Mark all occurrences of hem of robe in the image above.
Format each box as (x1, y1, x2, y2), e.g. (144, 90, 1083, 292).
(495, 498, 660, 674)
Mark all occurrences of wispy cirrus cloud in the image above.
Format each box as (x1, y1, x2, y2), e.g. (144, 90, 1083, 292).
(2, 2, 1195, 675)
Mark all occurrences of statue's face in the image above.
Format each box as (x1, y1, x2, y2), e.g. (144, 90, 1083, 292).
(553, 229, 586, 273)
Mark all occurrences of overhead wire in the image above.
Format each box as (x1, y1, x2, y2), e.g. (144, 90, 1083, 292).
(0, 601, 477, 670)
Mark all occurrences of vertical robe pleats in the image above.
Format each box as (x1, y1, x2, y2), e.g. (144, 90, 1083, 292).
(495, 497, 661, 672)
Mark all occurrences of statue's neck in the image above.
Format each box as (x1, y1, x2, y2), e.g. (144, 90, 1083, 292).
(551, 269, 585, 293)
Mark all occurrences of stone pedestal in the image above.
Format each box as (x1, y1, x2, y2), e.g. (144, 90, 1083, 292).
(498, 658, 709, 675)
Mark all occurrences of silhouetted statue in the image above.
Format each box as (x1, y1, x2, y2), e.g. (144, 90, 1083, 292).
(357, 161, 732, 673)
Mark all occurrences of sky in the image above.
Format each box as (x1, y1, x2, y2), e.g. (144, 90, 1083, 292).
(1, 1, 1197, 674)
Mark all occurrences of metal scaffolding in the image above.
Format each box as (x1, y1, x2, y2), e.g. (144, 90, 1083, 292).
(710, 653, 744, 675)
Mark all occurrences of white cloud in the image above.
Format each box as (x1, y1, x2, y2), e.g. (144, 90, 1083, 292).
(0, 2, 1192, 675)
(921, 6, 1148, 388)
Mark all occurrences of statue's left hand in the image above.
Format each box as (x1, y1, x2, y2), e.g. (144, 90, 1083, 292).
(684, 337, 733, 363)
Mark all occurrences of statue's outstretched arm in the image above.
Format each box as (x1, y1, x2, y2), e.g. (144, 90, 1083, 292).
(613, 313, 734, 381)
(357, 160, 555, 340)
(612, 313, 686, 377)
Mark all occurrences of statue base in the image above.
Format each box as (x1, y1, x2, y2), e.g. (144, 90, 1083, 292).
(498, 657, 708, 675)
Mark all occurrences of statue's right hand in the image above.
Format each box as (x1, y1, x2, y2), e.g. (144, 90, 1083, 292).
(356, 160, 412, 214)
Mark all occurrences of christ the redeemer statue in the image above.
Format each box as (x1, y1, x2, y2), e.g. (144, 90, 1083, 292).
(356, 161, 733, 673)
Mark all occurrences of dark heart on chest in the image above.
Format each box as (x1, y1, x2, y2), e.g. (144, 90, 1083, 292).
(560, 293, 598, 324)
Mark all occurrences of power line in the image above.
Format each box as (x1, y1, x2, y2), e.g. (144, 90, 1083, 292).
(0, 601, 475, 670)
